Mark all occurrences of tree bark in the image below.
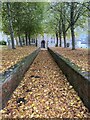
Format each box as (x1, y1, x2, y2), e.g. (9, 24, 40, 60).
(63, 32, 66, 48)
(62, 23, 66, 48)
(36, 38, 38, 47)
(18, 27, 23, 47)
(62, 4, 67, 48)
(16, 37, 18, 46)
(59, 21, 62, 47)
(18, 35, 23, 47)
(59, 4, 63, 47)
(25, 32, 28, 46)
(59, 32, 62, 47)
(71, 25, 75, 50)
(7, 2, 15, 49)
(28, 34, 31, 45)
(22, 37, 25, 45)
(56, 31, 58, 47)
(70, 2, 75, 50)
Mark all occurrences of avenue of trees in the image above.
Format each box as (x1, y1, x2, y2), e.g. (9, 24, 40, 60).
(46, 2, 89, 50)
(1, 2, 89, 50)
(2, 2, 45, 49)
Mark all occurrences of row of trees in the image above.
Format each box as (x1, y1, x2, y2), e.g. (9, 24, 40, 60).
(2, 2, 89, 50)
(2, 2, 45, 49)
(46, 2, 89, 50)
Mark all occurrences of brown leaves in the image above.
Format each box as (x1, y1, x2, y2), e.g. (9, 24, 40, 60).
(0, 46, 37, 73)
(51, 47, 89, 72)
(0, 50, 90, 119)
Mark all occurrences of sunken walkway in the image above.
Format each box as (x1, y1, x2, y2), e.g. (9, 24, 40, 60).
(1, 50, 90, 119)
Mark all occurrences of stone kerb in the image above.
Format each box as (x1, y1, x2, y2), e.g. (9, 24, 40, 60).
(48, 48, 90, 111)
(0, 48, 40, 109)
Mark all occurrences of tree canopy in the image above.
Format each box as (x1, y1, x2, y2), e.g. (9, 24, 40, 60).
(2, 2, 89, 49)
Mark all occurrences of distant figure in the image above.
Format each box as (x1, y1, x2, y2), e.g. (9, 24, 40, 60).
(41, 40, 45, 48)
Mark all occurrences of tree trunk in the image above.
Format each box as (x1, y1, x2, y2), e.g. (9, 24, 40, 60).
(28, 34, 31, 45)
(59, 21, 62, 47)
(59, 32, 62, 47)
(22, 37, 25, 45)
(62, 22, 66, 48)
(70, 2, 75, 50)
(61, 3, 68, 48)
(18, 27, 23, 47)
(56, 32, 58, 47)
(63, 32, 66, 48)
(18, 35, 23, 47)
(62, 16, 66, 47)
(16, 37, 18, 46)
(36, 38, 38, 47)
(71, 26, 75, 50)
(59, 4, 63, 47)
(7, 2, 15, 49)
(62, 22, 67, 48)
(25, 32, 28, 46)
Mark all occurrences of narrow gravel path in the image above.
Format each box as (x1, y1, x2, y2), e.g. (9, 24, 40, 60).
(1, 50, 90, 119)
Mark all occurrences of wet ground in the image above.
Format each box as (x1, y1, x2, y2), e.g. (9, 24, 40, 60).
(0, 50, 90, 119)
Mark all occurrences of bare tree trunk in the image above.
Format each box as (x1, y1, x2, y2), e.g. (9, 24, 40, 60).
(59, 32, 62, 47)
(59, 5, 63, 47)
(16, 37, 18, 46)
(62, 4, 67, 48)
(22, 37, 25, 45)
(18, 35, 23, 47)
(62, 24, 66, 48)
(7, 2, 15, 49)
(28, 34, 31, 45)
(63, 32, 67, 48)
(70, 2, 75, 50)
(36, 38, 38, 47)
(59, 21, 62, 47)
(25, 32, 28, 46)
(56, 31, 58, 47)
(71, 25, 75, 50)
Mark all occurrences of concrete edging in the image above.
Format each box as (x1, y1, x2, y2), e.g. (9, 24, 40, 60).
(0, 48, 40, 109)
(48, 48, 90, 111)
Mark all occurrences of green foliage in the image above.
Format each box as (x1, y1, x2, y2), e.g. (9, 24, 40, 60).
(0, 40, 7, 45)
(46, 2, 89, 49)
(2, 2, 48, 38)
(1, 2, 89, 49)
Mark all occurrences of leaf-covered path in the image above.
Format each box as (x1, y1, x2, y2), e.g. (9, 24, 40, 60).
(1, 50, 90, 118)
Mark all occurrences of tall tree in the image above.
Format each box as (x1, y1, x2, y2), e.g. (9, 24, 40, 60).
(7, 2, 15, 49)
(2, 2, 45, 48)
(70, 2, 75, 50)
(48, 2, 89, 49)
